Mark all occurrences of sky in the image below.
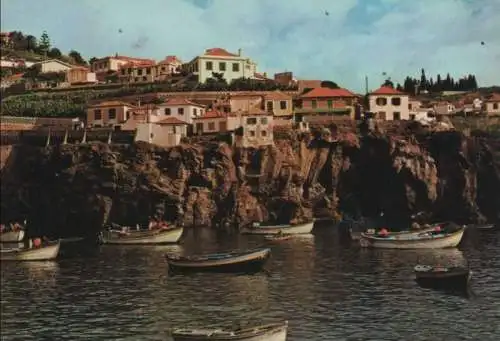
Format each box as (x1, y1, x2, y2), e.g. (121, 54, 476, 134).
(1, 0, 499, 92)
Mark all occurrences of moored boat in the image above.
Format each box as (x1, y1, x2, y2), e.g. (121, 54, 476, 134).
(468, 223, 495, 230)
(414, 264, 471, 291)
(0, 240, 60, 261)
(241, 221, 314, 235)
(264, 234, 293, 242)
(166, 247, 271, 274)
(359, 226, 465, 249)
(100, 225, 183, 245)
(170, 321, 288, 341)
(0, 229, 25, 243)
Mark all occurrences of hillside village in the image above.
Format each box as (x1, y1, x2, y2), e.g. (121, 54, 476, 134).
(1, 30, 499, 148)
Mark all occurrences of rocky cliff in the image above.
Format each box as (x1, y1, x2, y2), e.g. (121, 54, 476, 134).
(1, 123, 499, 237)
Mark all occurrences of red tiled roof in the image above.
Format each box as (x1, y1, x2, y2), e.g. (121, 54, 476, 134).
(194, 110, 226, 120)
(159, 55, 181, 64)
(300, 87, 356, 98)
(485, 93, 500, 102)
(89, 100, 135, 108)
(204, 48, 238, 57)
(264, 91, 292, 100)
(370, 86, 404, 95)
(156, 117, 188, 125)
(165, 98, 206, 107)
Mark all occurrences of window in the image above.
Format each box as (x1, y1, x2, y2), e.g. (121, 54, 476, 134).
(206, 61, 213, 70)
(121, 69, 125, 75)
(161, 67, 166, 72)
(128, 68, 132, 74)
(408, 104, 412, 110)
(138, 69, 143, 76)
(249, 130, 256, 137)
(178, 108, 184, 115)
(208, 122, 216, 130)
(108, 108, 116, 120)
(312, 100, 317, 109)
(494, 103, 499, 110)
(142, 76, 147, 81)
(393, 112, 401, 120)
(164, 108, 171, 115)
(146, 67, 151, 75)
(193, 108, 197, 116)
(376, 97, 387, 106)
(94, 109, 102, 120)
(219, 62, 226, 71)
(410, 114, 416, 120)
(232, 63, 239, 72)
(134, 77, 139, 82)
(261, 117, 268, 124)
(391, 97, 401, 106)
(246, 117, 257, 125)
(327, 100, 333, 109)
(261, 130, 267, 137)
(266, 101, 273, 112)
(280, 101, 287, 110)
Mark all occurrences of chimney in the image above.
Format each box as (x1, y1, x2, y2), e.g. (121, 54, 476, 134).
(238, 48, 242, 56)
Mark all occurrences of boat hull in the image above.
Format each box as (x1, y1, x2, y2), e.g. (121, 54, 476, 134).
(241, 222, 314, 235)
(167, 249, 271, 274)
(415, 269, 471, 291)
(171, 322, 287, 341)
(0, 241, 60, 261)
(0, 230, 25, 243)
(101, 227, 183, 245)
(359, 228, 465, 249)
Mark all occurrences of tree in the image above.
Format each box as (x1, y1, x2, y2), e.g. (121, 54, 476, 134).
(38, 30, 51, 54)
(47, 47, 62, 58)
(88, 57, 98, 65)
(68, 50, 86, 65)
(420, 68, 427, 91)
(25, 35, 37, 51)
(320, 80, 339, 89)
(382, 78, 394, 88)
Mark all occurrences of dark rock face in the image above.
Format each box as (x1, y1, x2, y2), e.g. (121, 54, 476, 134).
(1, 129, 498, 237)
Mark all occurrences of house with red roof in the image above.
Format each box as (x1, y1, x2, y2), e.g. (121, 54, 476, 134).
(156, 55, 183, 80)
(90, 54, 156, 82)
(86, 100, 137, 129)
(297, 87, 358, 121)
(263, 91, 294, 118)
(184, 47, 258, 84)
(66, 66, 97, 85)
(483, 93, 500, 116)
(368, 86, 410, 120)
(135, 116, 188, 148)
(192, 110, 228, 135)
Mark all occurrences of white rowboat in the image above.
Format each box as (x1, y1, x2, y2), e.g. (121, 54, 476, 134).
(100, 226, 184, 245)
(241, 221, 314, 235)
(359, 227, 465, 249)
(0, 240, 60, 261)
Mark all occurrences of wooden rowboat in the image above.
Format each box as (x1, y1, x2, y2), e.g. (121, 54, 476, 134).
(359, 226, 465, 249)
(100, 226, 183, 245)
(241, 221, 314, 235)
(170, 321, 288, 341)
(0, 240, 60, 261)
(0, 229, 25, 243)
(264, 234, 293, 242)
(414, 264, 471, 291)
(166, 248, 271, 274)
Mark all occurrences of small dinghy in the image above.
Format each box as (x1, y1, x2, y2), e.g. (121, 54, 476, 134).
(241, 221, 314, 235)
(166, 248, 271, 274)
(264, 234, 292, 242)
(0, 240, 60, 261)
(170, 321, 288, 341)
(414, 265, 471, 291)
(100, 224, 183, 245)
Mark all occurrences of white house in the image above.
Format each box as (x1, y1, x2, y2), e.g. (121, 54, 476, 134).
(484, 93, 500, 116)
(33, 59, 74, 73)
(368, 86, 410, 121)
(135, 117, 188, 148)
(228, 111, 274, 148)
(193, 110, 228, 135)
(159, 98, 206, 124)
(184, 48, 257, 84)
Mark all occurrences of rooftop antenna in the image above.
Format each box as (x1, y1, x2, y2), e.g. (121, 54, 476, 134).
(365, 75, 369, 95)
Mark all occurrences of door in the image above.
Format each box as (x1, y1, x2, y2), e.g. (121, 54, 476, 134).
(196, 123, 203, 135)
(219, 121, 227, 132)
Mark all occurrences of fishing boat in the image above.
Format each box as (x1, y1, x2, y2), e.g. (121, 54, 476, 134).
(170, 321, 288, 341)
(414, 264, 471, 291)
(241, 221, 314, 235)
(359, 226, 465, 249)
(100, 225, 183, 245)
(166, 247, 271, 273)
(0, 240, 60, 261)
(0, 229, 25, 243)
(264, 234, 293, 242)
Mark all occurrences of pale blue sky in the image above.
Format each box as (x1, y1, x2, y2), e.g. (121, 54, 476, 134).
(1, 0, 499, 92)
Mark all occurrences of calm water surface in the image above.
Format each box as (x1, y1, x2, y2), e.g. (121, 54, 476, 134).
(1, 225, 499, 340)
